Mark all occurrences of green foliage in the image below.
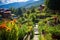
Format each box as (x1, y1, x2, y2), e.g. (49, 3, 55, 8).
(21, 8, 26, 13)
(9, 7, 23, 16)
(0, 23, 19, 40)
(45, 0, 60, 10)
(16, 8, 23, 16)
(38, 19, 60, 40)
(0, 29, 6, 40)
(18, 25, 27, 40)
(9, 7, 17, 14)
(6, 24, 18, 40)
(18, 24, 33, 40)
(0, 20, 2, 25)
(31, 6, 36, 13)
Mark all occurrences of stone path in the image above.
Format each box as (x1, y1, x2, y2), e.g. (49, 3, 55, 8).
(33, 24, 46, 40)
(33, 24, 39, 40)
(33, 35, 39, 40)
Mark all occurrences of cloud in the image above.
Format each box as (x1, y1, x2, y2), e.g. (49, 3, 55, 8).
(6, 0, 29, 3)
(17, 0, 29, 2)
(34, 0, 39, 1)
(0, 0, 39, 4)
(7, 0, 17, 3)
(0, 0, 29, 3)
(0, 0, 6, 3)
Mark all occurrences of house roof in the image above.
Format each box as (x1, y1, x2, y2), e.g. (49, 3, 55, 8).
(4, 11, 11, 14)
(0, 8, 11, 14)
(0, 8, 4, 11)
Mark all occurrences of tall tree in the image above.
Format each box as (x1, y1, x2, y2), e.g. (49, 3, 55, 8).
(31, 6, 35, 13)
(9, 7, 17, 14)
(21, 8, 26, 13)
(45, 0, 60, 14)
(16, 8, 23, 16)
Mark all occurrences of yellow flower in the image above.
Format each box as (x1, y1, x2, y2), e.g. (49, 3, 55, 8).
(6, 27, 11, 31)
(28, 26, 32, 32)
(10, 21, 15, 25)
(29, 26, 32, 29)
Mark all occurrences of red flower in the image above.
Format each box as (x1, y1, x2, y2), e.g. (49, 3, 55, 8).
(0, 23, 7, 29)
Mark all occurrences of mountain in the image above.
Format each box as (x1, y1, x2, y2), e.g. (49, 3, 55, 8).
(0, 0, 44, 8)
(24, 0, 44, 8)
(0, 1, 4, 5)
(0, 2, 28, 8)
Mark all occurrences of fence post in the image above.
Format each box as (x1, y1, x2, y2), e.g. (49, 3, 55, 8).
(23, 33, 31, 40)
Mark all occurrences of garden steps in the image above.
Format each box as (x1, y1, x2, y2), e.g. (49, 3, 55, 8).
(33, 24, 39, 40)
(33, 35, 39, 40)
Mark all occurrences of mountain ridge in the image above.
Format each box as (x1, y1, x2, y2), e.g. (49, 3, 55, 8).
(0, 0, 44, 8)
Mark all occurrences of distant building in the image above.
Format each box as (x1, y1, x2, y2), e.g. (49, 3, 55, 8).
(3, 10, 12, 19)
(0, 8, 4, 11)
(0, 8, 12, 19)
(40, 5, 45, 10)
(38, 4, 45, 12)
(0, 8, 4, 15)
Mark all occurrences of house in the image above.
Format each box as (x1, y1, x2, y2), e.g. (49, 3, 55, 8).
(0, 8, 12, 20)
(38, 4, 45, 12)
(0, 8, 4, 15)
(3, 10, 12, 19)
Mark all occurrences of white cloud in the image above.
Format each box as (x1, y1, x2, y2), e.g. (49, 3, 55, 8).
(7, 0, 17, 3)
(17, 0, 28, 2)
(0, 0, 6, 3)
(0, 0, 29, 4)
(0, 0, 39, 4)
(34, 0, 39, 1)
(6, 0, 29, 3)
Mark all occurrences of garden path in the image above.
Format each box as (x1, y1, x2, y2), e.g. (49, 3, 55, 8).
(33, 24, 39, 40)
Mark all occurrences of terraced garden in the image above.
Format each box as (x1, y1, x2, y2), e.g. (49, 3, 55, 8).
(0, 0, 60, 40)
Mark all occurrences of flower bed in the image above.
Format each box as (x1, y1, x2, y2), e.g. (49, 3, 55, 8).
(0, 20, 33, 40)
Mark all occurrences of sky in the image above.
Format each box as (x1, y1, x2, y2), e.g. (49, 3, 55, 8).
(0, 0, 39, 4)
